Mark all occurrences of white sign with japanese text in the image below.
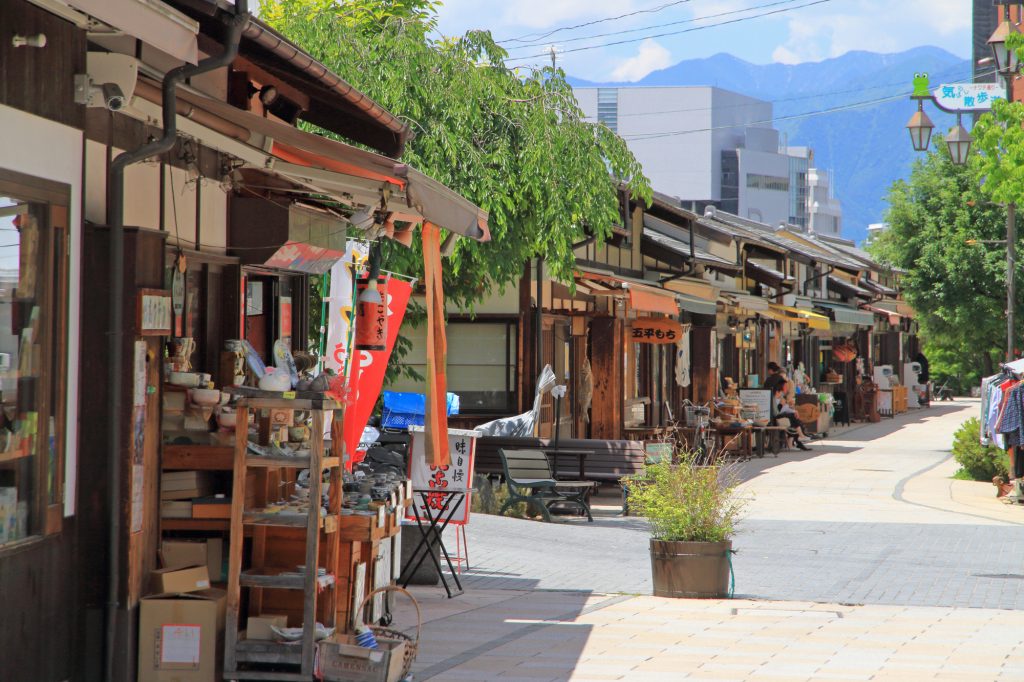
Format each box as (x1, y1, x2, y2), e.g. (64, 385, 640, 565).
(932, 83, 1005, 112)
(406, 426, 477, 526)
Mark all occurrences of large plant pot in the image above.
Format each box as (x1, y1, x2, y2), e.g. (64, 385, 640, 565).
(650, 539, 732, 598)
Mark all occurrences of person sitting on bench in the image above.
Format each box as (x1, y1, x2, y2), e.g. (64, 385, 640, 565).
(772, 382, 811, 451)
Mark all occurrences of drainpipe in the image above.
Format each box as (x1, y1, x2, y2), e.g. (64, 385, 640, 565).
(802, 264, 835, 296)
(104, 3, 249, 679)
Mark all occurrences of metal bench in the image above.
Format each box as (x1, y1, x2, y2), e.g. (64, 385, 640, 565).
(497, 448, 597, 522)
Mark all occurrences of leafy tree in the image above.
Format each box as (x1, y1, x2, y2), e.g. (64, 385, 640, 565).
(260, 0, 650, 315)
(870, 140, 1008, 385)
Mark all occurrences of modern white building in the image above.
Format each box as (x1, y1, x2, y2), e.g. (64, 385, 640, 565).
(865, 222, 889, 244)
(807, 168, 843, 237)
(574, 85, 843, 236)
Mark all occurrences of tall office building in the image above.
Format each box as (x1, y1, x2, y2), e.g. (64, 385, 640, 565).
(575, 85, 842, 235)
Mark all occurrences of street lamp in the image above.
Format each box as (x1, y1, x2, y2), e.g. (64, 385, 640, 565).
(906, 102, 934, 152)
(946, 116, 973, 165)
(988, 19, 1020, 75)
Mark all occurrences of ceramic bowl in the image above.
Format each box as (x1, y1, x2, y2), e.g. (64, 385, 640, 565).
(218, 410, 237, 428)
(288, 426, 310, 442)
(190, 388, 223, 406)
(169, 372, 200, 387)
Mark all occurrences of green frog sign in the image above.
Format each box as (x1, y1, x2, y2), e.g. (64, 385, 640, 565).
(912, 71, 1005, 112)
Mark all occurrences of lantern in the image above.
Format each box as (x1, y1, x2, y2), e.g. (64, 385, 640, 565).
(355, 276, 387, 351)
(906, 106, 934, 152)
(988, 19, 1020, 74)
(945, 120, 973, 166)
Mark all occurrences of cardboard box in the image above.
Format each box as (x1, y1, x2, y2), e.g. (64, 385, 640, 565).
(191, 496, 231, 519)
(161, 539, 224, 582)
(162, 471, 213, 491)
(317, 634, 408, 682)
(244, 614, 288, 641)
(138, 589, 226, 682)
(151, 565, 212, 595)
(161, 500, 192, 519)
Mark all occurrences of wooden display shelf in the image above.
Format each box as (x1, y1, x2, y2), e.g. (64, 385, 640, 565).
(233, 639, 304, 666)
(243, 511, 338, 534)
(0, 449, 32, 464)
(161, 518, 231, 531)
(163, 444, 234, 470)
(337, 512, 387, 542)
(239, 567, 336, 590)
(226, 386, 344, 411)
(246, 455, 340, 469)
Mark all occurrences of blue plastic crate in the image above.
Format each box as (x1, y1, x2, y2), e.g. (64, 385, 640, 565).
(381, 391, 459, 429)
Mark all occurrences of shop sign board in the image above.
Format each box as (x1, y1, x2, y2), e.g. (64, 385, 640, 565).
(738, 388, 773, 421)
(138, 289, 172, 336)
(932, 83, 1005, 112)
(630, 318, 683, 344)
(406, 427, 477, 526)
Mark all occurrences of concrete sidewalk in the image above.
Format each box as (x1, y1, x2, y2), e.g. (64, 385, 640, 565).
(397, 586, 1024, 681)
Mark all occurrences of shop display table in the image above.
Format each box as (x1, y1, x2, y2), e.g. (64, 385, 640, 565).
(712, 425, 753, 461)
(751, 425, 786, 457)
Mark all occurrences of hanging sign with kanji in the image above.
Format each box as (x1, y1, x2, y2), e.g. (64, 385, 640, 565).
(629, 318, 683, 344)
(932, 83, 1005, 112)
(406, 426, 477, 526)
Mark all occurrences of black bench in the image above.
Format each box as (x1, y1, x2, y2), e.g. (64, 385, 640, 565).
(498, 449, 598, 522)
(478, 437, 646, 482)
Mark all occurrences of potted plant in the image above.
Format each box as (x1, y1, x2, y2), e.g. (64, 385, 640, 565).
(624, 455, 744, 598)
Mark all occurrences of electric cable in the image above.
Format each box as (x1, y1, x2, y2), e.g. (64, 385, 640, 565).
(505, 0, 835, 63)
(504, 0, 803, 51)
(498, 0, 697, 44)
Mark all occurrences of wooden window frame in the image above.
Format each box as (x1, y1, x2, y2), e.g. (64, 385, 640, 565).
(0, 168, 71, 549)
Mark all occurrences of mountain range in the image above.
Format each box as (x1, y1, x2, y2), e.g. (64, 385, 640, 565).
(569, 46, 971, 244)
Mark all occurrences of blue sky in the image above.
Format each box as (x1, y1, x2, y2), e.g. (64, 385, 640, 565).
(433, 0, 972, 81)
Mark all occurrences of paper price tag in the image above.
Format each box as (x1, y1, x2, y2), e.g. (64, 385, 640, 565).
(282, 391, 296, 400)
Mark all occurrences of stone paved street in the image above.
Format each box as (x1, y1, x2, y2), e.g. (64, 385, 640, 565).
(392, 401, 1024, 680)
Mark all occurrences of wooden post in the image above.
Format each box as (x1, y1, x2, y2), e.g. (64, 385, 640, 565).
(223, 405, 249, 675)
(590, 317, 623, 439)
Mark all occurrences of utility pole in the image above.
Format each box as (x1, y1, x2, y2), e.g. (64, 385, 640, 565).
(549, 45, 557, 69)
(1003, 3, 1016, 362)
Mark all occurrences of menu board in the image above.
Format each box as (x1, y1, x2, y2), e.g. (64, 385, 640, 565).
(738, 389, 773, 421)
(407, 427, 477, 526)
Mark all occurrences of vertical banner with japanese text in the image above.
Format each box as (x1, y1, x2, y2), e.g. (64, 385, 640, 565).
(342, 278, 413, 460)
(324, 241, 370, 378)
(406, 426, 477, 525)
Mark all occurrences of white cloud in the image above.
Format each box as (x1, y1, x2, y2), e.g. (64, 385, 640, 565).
(611, 39, 673, 81)
(771, 0, 970, 64)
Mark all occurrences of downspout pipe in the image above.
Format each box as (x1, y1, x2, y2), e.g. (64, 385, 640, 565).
(104, 3, 249, 679)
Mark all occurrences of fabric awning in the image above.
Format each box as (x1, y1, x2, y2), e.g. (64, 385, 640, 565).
(818, 303, 876, 326)
(676, 293, 717, 316)
(745, 260, 791, 289)
(627, 284, 680, 316)
(771, 304, 831, 331)
(723, 292, 769, 313)
(70, 0, 199, 63)
(827, 275, 871, 300)
(859, 277, 898, 297)
(134, 78, 489, 241)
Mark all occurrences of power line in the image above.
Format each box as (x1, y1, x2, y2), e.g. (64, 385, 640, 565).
(498, 0, 697, 45)
(505, 0, 836, 64)
(505, 0, 803, 52)
(618, 69, 996, 141)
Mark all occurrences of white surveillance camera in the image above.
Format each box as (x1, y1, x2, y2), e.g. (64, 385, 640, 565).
(101, 83, 125, 111)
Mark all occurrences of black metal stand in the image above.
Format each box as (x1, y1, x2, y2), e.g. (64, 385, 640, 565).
(399, 489, 468, 598)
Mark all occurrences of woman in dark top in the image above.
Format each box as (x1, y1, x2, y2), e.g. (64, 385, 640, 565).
(773, 382, 810, 451)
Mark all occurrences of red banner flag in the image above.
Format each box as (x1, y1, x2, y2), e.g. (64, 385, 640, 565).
(342, 277, 413, 461)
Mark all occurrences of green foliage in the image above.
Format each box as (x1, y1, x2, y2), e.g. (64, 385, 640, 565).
(951, 417, 1010, 481)
(470, 474, 529, 518)
(870, 140, 1010, 384)
(260, 0, 650, 311)
(622, 457, 744, 543)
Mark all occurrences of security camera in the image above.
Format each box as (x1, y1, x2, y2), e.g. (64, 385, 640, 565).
(100, 83, 125, 111)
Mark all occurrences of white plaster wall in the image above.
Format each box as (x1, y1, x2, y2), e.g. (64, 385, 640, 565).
(162, 164, 197, 248)
(198, 179, 228, 250)
(0, 104, 83, 516)
(123, 161, 161, 230)
(84, 139, 107, 225)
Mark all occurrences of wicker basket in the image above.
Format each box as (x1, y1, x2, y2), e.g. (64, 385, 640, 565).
(355, 585, 421, 679)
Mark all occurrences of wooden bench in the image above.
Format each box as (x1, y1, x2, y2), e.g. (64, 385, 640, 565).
(498, 449, 598, 522)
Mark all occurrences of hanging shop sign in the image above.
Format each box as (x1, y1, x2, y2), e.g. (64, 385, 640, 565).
(137, 288, 172, 336)
(629, 318, 683, 344)
(325, 241, 370, 378)
(342, 278, 413, 459)
(931, 83, 1004, 112)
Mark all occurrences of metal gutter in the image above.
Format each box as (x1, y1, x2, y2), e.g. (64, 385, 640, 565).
(104, 2, 248, 678)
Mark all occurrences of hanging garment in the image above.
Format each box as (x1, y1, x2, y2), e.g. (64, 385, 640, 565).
(675, 332, 691, 388)
(997, 383, 1024, 447)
